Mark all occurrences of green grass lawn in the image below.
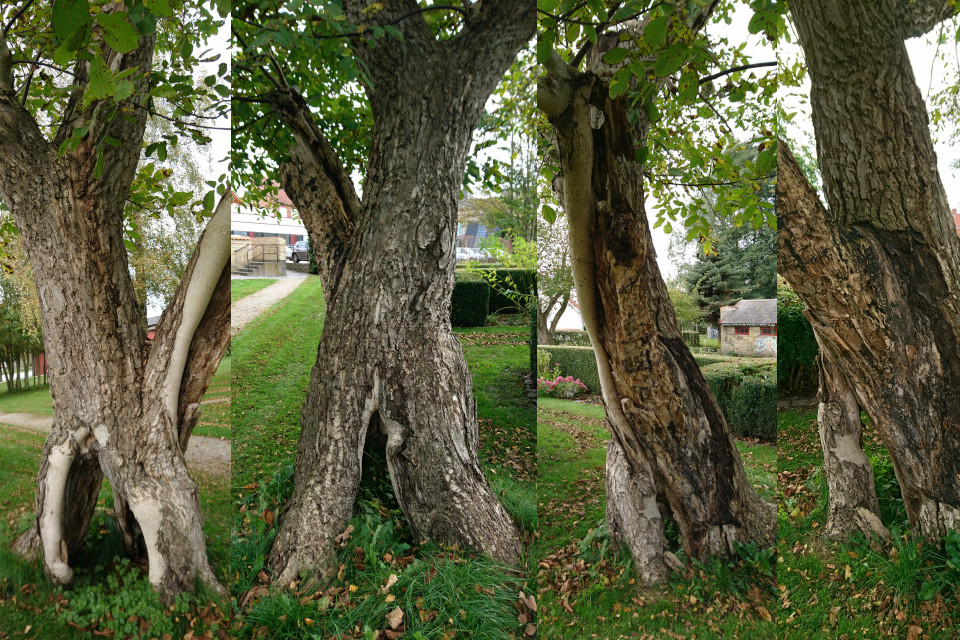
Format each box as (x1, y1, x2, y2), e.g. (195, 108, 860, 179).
(206, 354, 231, 398)
(230, 275, 326, 493)
(0, 384, 53, 416)
(777, 409, 960, 639)
(232, 278, 277, 302)
(231, 279, 536, 638)
(0, 423, 231, 638)
(537, 398, 777, 639)
(699, 335, 720, 349)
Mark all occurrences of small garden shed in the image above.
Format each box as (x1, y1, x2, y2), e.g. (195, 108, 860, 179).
(719, 299, 777, 356)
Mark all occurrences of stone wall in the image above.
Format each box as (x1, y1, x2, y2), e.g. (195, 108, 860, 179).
(720, 325, 777, 357)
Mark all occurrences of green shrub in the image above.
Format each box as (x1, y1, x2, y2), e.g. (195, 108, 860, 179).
(541, 345, 601, 393)
(451, 272, 490, 327)
(542, 347, 777, 441)
(701, 363, 777, 442)
(682, 330, 700, 347)
(693, 356, 724, 368)
(778, 281, 818, 393)
(530, 306, 537, 379)
(555, 330, 591, 346)
(465, 268, 536, 314)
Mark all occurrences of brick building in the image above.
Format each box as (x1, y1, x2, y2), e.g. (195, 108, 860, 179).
(719, 299, 777, 357)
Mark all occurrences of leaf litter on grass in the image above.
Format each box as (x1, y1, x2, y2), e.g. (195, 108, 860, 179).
(777, 408, 960, 639)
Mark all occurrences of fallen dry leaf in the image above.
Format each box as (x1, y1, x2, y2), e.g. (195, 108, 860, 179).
(386, 606, 404, 630)
(524, 624, 536, 637)
(907, 625, 923, 640)
(381, 573, 399, 594)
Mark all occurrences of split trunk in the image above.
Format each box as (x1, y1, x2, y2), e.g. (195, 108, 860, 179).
(265, 0, 535, 584)
(779, 0, 960, 541)
(539, 59, 774, 582)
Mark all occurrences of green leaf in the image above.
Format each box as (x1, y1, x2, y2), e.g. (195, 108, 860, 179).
(654, 43, 688, 77)
(143, 0, 173, 18)
(678, 69, 698, 103)
(114, 80, 135, 101)
(86, 56, 113, 104)
(97, 12, 140, 54)
(602, 48, 629, 65)
(584, 24, 598, 45)
(609, 66, 631, 99)
(536, 36, 554, 64)
(203, 190, 215, 212)
(542, 203, 557, 224)
(663, 222, 672, 234)
(52, 0, 91, 44)
(94, 149, 105, 179)
(756, 146, 776, 175)
(643, 15, 669, 50)
(169, 192, 192, 206)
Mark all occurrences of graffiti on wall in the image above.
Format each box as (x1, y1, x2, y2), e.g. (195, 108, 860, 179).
(755, 336, 777, 353)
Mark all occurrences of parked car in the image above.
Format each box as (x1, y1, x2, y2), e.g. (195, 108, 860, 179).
(289, 240, 310, 263)
(285, 245, 293, 260)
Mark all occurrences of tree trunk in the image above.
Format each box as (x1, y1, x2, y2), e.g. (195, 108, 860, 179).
(0, 15, 236, 598)
(816, 353, 888, 540)
(539, 52, 774, 581)
(265, 0, 535, 585)
(779, 0, 960, 541)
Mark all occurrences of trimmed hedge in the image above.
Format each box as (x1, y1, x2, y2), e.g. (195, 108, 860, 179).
(529, 307, 537, 379)
(539, 346, 601, 394)
(451, 272, 490, 327)
(700, 362, 777, 443)
(554, 330, 590, 346)
(457, 268, 536, 314)
(693, 356, 725, 368)
(543, 345, 776, 442)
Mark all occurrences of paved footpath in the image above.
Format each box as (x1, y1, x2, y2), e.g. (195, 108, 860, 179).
(0, 412, 230, 477)
(231, 271, 308, 336)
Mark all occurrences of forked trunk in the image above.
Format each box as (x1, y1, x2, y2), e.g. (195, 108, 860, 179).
(780, 0, 960, 541)
(266, 0, 534, 584)
(539, 57, 775, 581)
(8, 182, 230, 601)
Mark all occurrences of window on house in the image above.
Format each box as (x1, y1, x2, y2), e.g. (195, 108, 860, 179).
(761, 327, 776, 336)
(735, 326, 749, 335)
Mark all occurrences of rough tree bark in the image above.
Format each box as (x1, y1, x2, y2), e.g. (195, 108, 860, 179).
(0, 23, 231, 600)
(260, 0, 535, 585)
(778, 0, 960, 542)
(538, 26, 775, 582)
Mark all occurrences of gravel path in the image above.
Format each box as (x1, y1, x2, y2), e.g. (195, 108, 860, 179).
(232, 272, 308, 336)
(0, 412, 231, 477)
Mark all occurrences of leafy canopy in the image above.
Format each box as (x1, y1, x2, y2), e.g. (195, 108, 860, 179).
(538, 0, 783, 249)
(3, 0, 229, 217)
(232, 1, 534, 210)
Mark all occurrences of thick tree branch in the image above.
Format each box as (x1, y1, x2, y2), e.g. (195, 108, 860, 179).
(347, 0, 437, 82)
(268, 88, 362, 226)
(175, 264, 229, 450)
(451, 0, 535, 79)
(145, 193, 230, 426)
(897, 0, 959, 38)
